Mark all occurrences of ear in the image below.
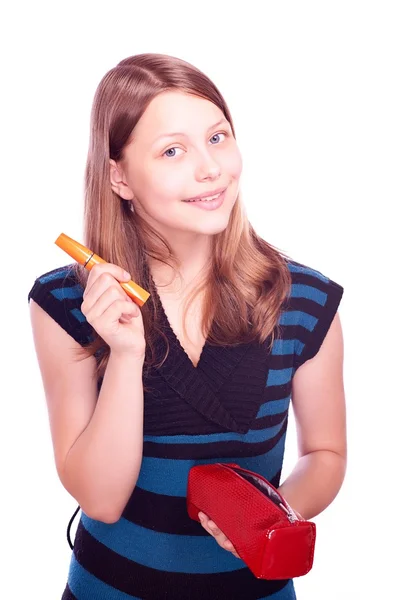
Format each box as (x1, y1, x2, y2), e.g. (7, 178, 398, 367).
(109, 159, 134, 200)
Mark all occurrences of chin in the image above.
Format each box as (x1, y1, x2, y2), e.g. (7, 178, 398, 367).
(190, 218, 231, 236)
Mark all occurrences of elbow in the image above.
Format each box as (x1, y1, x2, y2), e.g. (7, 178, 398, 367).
(97, 512, 122, 525)
(80, 493, 132, 524)
(81, 504, 122, 524)
(60, 469, 126, 524)
(83, 490, 136, 524)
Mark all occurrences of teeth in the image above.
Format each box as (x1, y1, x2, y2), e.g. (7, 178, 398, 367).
(185, 192, 222, 203)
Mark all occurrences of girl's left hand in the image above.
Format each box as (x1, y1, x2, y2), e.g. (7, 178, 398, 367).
(198, 511, 240, 559)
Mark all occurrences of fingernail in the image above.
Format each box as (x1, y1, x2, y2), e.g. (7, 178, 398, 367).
(124, 270, 130, 279)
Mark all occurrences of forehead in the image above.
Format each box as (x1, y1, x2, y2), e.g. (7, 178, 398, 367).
(133, 91, 225, 141)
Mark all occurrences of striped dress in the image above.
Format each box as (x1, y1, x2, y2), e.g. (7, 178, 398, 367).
(27, 258, 344, 599)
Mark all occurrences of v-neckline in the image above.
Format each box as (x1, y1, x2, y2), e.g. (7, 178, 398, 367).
(146, 274, 271, 433)
(149, 273, 209, 370)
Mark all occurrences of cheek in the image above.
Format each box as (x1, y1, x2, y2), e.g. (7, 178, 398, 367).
(133, 162, 185, 203)
(151, 170, 186, 200)
(222, 147, 243, 180)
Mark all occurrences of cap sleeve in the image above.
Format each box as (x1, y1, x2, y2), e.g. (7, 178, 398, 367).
(27, 264, 93, 347)
(288, 261, 344, 371)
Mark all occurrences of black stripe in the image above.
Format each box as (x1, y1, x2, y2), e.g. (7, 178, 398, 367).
(122, 486, 207, 535)
(142, 355, 293, 438)
(263, 381, 292, 401)
(268, 352, 295, 370)
(143, 413, 288, 459)
(27, 266, 93, 346)
(74, 522, 291, 599)
(290, 269, 332, 291)
(296, 284, 343, 367)
(250, 409, 288, 430)
(269, 469, 282, 488)
(122, 457, 285, 535)
(291, 295, 326, 320)
(61, 583, 77, 599)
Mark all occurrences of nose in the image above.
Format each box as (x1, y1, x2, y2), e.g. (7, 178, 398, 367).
(195, 151, 221, 182)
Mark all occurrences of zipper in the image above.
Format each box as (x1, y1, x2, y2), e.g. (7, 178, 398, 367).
(220, 464, 298, 524)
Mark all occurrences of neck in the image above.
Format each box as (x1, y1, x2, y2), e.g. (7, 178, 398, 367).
(149, 234, 212, 295)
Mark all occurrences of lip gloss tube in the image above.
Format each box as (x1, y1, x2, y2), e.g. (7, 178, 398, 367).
(55, 233, 150, 307)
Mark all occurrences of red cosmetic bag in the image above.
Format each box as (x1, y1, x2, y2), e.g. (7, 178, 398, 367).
(187, 463, 316, 580)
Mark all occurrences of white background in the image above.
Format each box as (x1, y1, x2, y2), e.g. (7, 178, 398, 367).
(1, 1, 398, 598)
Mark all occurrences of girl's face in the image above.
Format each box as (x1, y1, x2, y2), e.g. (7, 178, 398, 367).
(110, 90, 243, 240)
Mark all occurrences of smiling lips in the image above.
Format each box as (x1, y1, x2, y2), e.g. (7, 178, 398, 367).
(183, 188, 227, 211)
(183, 186, 227, 203)
(184, 191, 223, 203)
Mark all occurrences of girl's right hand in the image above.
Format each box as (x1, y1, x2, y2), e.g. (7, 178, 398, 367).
(80, 262, 146, 359)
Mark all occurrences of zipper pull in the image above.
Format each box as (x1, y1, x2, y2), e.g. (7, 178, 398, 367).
(278, 502, 298, 523)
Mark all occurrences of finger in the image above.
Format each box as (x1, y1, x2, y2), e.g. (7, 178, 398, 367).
(100, 299, 139, 329)
(199, 514, 225, 539)
(119, 302, 140, 322)
(222, 539, 240, 558)
(198, 512, 217, 530)
(84, 263, 130, 299)
(207, 520, 223, 536)
(198, 513, 212, 535)
(88, 296, 138, 329)
(198, 512, 208, 523)
(82, 276, 132, 319)
(198, 515, 240, 557)
(82, 282, 121, 319)
(201, 517, 227, 544)
(84, 270, 131, 304)
(204, 519, 238, 555)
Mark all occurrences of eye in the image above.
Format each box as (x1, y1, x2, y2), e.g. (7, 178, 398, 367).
(210, 132, 227, 144)
(163, 147, 184, 158)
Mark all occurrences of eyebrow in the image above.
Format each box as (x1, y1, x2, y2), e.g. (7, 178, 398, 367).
(153, 118, 230, 144)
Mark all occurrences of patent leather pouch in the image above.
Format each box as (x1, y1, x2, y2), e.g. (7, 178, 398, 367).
(187, 463, 316, 580)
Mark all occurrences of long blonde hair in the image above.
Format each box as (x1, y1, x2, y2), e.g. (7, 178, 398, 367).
(72, 53, 292, 384)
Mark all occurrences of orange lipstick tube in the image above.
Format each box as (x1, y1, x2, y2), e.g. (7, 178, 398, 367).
(54, 233, 150, 307)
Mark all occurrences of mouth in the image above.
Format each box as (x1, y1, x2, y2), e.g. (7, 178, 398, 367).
(182, 186, 227, 203)
(182, 188, 227, 211)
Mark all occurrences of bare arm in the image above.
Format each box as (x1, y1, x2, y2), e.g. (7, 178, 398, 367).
(30, 299, 144, 524)
(278, 312, 347, 520)
(62, 350, 144, 523)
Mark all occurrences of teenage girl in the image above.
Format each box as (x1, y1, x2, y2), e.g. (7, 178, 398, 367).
(28, 53, 346, 600)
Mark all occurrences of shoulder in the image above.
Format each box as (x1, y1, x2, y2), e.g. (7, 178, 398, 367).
(286, 258, 344, 299)
(282, 258, 344, 370)
(28, 264, 92, 346)
(28, 263, 84, 310)
(28, 263, 81, 295)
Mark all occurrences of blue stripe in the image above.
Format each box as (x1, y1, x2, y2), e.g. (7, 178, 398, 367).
(280, 310, 317, 331)
(38, 269, 70, 284)
(70, 307, 86, 323)
(272, 338, 304, 356)
(144, 418, 285, 445)
(288, 262, 328, 283)
(51, 284, 83, 300)
(256, 396, 291, 418)
(137, 434, 287, 496)
(267, 367, 293, 386)
(272, 339, 295, 355)
(291, 284, 327, 306)
(237, 435, 287, 482)
(80, 514, 245, 574)
(68, 554, 141, 599)
(295, 339, 305, 354)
